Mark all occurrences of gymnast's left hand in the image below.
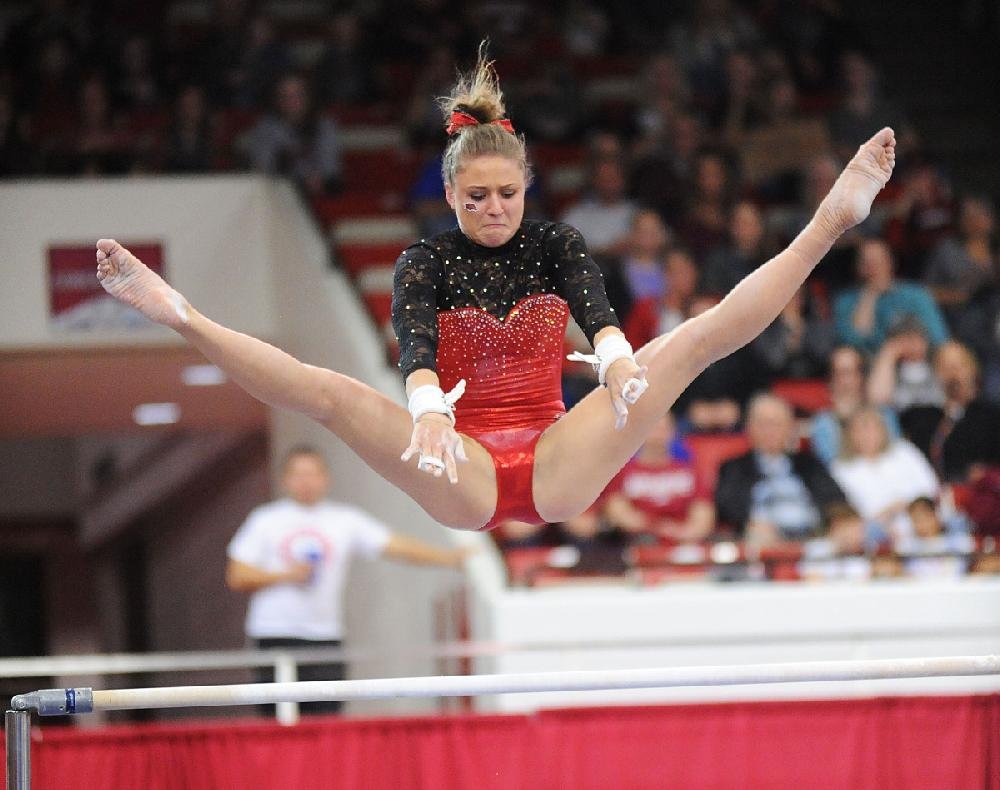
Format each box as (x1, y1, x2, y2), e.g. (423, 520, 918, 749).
(401, 413, 468, 484)
(605, 358, 649, 430)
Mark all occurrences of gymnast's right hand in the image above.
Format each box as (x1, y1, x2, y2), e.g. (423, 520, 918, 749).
(95, 238, 191, 330)
(401, 413, 468, 485)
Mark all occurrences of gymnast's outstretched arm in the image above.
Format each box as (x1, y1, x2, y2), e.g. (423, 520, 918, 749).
(682, 127, 896, 373)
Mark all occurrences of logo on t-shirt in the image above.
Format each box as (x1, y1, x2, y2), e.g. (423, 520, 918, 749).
(278, 528, 334, 568)
(623, 468, 696, 505)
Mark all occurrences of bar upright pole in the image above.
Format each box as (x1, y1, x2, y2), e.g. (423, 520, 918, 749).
(5, 710, 30, 790)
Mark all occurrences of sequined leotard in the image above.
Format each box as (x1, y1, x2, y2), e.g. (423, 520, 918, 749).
(392, 220, 619, 529)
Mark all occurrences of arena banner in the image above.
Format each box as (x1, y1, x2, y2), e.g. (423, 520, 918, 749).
(47, 242, 164, 331)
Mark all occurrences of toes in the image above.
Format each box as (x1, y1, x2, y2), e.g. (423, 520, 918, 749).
(870, 126, 894, 146)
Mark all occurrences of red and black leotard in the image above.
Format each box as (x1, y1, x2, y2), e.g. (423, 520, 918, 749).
(392, 220, 620, 528)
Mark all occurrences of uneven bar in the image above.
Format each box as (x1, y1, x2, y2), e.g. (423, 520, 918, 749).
(11, 655, 1000, 715)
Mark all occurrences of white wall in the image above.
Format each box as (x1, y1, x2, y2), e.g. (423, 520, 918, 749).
(0, 177, 278, 349)
(474, 576, 1000, 711)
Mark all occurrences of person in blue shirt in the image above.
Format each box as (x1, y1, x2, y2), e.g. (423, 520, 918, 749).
(834, 237, 948, 354)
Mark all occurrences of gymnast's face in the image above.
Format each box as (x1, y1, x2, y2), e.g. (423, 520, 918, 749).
(446, 154, 525, 248)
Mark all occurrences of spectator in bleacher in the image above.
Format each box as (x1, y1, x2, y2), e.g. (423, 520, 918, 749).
(830, 406, 939, 541)
(226, 445, 468, 715)
(619, 208, 672, 303)
(623, 246, 700, 345)
(239, 73, 342, 195)
(163, 85, 216, 173)
(867, 317, 945, 421)
(923, 195, 998, 329)
(113, 34, 161, 112)
(675, 148, 734, 259)
(798, 502, 882, 583)
(925, 341, 1000, 482)
(825, 502, 887, 555)
(700, 200, 768, 296)
(896, 496, 972, 578)
(962, 289, 1000, 405)
(883, 157, 955, 279)
(715, 393, 846, 544)
(811, 345, 901, 466)
(314, 11, 377, 106)
(749, 283, 835, 382)
(560, 155, 636, 257)
(602, 411, 715, 547)
(834, 237, 949, 354)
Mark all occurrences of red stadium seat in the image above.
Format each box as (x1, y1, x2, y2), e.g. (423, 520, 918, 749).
(503, 547, 552, 586)
(342, 150, 419, 193)
(336, 243, 403, 277)
(638, 566, 710, 585)
(686, 433, 751, 494)
(771, 379, 831, 414)
(313, 193, 403, 225)
(362, 293, 393, 324)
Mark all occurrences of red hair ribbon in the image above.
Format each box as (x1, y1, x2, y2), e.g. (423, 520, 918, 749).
(446, 111, 515, 136)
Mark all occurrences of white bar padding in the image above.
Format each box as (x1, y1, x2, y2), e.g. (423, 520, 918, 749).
(91, 655, 1000, 712)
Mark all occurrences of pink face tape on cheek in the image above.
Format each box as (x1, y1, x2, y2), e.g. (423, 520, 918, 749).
(463, 202, 478, 212)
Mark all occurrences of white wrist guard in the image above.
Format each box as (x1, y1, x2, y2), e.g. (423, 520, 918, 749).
(407, 379, 466, 425)
(567, 334, 636, 386)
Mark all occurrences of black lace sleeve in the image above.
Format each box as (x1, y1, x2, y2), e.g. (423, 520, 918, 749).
(392, 243, 443, 380)
(546, 222, 621, 345)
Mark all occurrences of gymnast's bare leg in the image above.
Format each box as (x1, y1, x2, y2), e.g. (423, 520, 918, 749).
(95, 241, 499, 529)
(532, 128, 897, 522)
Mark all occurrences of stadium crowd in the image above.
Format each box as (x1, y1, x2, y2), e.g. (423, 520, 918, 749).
(2, 0, 997, 583)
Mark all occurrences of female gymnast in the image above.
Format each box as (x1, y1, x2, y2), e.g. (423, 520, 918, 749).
(96, 52, 895, 532)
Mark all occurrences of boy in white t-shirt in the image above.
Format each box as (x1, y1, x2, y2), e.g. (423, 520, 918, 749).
(226, 445, 468, 714)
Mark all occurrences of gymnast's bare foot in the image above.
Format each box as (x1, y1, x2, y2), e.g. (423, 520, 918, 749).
(96, 239, 190, 330)
(818, 127, 896, 236)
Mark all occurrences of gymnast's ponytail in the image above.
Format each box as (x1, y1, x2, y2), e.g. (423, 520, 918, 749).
(438, 42, 532, 187)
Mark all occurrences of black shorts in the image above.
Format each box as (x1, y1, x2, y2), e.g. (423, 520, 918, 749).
(255, 637, 344, 716)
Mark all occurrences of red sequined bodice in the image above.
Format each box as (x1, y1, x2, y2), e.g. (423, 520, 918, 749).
(436, 293, 569, 434)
